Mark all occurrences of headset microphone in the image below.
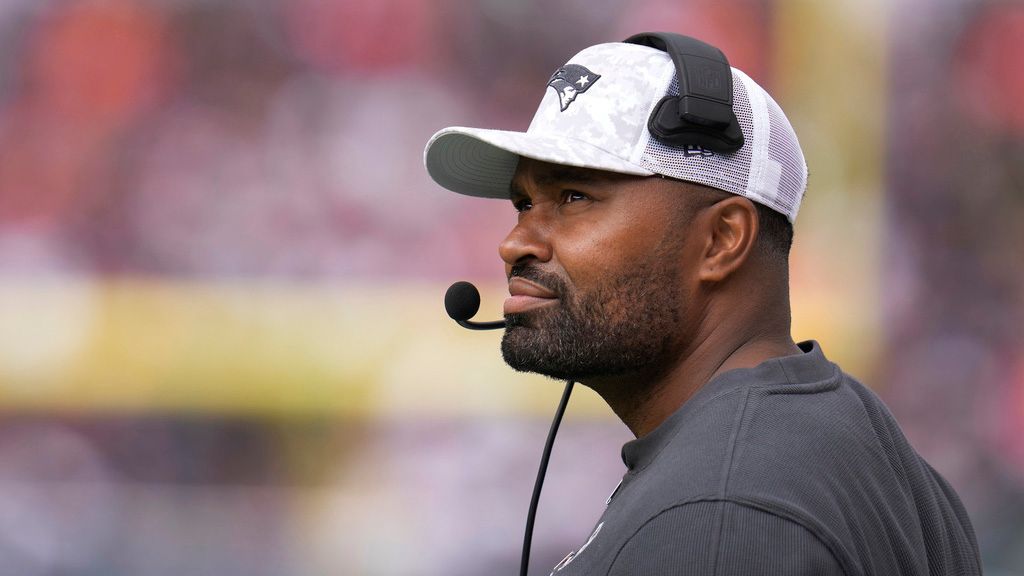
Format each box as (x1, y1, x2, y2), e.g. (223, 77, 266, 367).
(444, 281, 506, 330)
(443, 280, 573, 576)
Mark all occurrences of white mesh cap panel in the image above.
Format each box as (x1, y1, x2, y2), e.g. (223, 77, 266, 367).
(637, 69, 806, 222)
(764, 84, 808, 221)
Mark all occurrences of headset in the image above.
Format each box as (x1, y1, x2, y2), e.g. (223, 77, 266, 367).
(623, 32, 744, 153)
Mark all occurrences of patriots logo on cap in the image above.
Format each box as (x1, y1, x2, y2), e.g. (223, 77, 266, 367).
(547, 64, 601, 112)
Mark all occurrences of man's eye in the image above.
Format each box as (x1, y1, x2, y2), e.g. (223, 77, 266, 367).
(564, 190, 590, 204)
(513, 199, 532, 213)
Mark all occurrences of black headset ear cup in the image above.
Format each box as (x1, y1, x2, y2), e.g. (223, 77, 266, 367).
(623, 32, 745, 153)
(648, 95, 745, 151)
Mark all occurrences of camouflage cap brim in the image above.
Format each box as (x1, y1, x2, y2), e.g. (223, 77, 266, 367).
(424, 126, 654, 199)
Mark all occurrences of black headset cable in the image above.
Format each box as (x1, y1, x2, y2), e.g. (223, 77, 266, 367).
(520, 380, 575, 576)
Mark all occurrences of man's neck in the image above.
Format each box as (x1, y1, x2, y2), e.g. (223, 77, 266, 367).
(585, 327, 802, 438)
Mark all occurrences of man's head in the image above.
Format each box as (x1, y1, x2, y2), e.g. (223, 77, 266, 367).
(424, 35, 806, 383)
(495, 158, 789, 384)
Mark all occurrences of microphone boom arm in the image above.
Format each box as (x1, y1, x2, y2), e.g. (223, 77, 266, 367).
(456, 319, 507, 330)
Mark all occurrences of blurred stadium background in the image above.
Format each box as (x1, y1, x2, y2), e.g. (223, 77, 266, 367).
(0, 0, 1021, 574)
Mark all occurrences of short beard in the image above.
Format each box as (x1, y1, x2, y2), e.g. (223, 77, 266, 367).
(500, 259, 684, 382)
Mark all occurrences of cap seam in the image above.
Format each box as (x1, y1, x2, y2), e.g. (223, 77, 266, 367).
(630, 57, 676, 166)
(738, 70, 772, 206)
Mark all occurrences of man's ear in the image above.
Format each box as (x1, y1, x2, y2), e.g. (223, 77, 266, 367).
(697, 196, 759, 283)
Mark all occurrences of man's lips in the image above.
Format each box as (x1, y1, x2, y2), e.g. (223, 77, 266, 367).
(504, 277, 559, 315)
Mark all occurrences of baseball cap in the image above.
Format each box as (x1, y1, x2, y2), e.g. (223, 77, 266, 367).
(423, 39, 808, 222)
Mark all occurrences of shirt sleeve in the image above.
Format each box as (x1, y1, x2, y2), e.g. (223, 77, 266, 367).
(607, 500, 848, 576)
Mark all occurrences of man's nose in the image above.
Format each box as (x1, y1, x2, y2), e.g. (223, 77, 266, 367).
(499, 215, 553, 270)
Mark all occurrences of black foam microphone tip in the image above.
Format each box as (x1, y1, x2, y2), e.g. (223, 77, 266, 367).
(445, 281, 482, 321)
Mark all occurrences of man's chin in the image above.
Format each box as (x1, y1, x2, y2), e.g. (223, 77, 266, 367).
(500, 327, 573, 380)
(500, 355, 575, 381)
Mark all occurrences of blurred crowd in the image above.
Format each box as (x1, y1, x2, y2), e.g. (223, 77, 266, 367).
(884, 0, 1024, 569)
(0, 0, 781, 281)
(0, 0, 1021, 574)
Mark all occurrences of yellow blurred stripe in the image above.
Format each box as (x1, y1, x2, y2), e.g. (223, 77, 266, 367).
(777, 0, 888, 381)
(0, 277, 611, 418)
(0, 273, 880, 418)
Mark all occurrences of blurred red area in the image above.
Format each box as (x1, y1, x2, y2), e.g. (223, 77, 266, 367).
(285, 0, 443, 73)
(0, 1, 173, 227)
(29, 0, 175, 125)
(954, 3, 1024, 133)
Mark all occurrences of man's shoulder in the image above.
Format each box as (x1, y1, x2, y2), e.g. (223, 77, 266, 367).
(731, 366, 906, 493)
(597, 354, 980, 576)
(646, 363, 875, 482)
(633, 364, 910, 525)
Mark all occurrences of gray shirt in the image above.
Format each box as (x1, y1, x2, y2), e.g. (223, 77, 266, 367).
(548, 341, 981, 576)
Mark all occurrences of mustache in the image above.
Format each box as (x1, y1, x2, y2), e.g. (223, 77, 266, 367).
(508, 264, 568, 297)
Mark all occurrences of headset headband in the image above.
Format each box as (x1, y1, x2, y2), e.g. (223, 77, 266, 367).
(623, 32, 745, 153)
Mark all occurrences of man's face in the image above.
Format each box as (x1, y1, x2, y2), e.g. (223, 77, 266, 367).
(499, 158, 699, 382)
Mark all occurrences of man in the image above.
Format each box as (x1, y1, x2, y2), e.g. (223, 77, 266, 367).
(424, 34, 981, 575)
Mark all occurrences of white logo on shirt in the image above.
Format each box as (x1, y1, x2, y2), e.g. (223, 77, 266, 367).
(550, 522, 603, 574)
